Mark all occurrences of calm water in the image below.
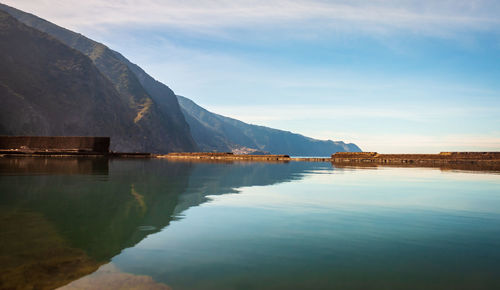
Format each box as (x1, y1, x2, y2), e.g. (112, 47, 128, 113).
(1, 158, 500, 289)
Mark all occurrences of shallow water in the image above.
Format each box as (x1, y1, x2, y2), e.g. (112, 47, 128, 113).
(1, 158, 499, 289)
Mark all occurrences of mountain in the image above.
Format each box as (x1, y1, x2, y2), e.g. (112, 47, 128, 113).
(0, 10, 147, 151)
(177, 96, 361, 155)
(0, 3, 197, 153)
(0, 3, 361, 155)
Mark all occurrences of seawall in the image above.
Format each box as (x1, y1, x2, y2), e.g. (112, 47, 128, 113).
(158, 152, 500, 171)
(330, 152, 500, 165)
(160, 151, 500, 164)
(159, 152, 291, 161)
(0, 136, 110, 153)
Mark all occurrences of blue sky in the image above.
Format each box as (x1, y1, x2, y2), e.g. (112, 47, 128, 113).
(6, 0, 500, 152)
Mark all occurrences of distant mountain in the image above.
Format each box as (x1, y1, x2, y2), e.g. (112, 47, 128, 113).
(0, 3, 197, 153)
(177, 96, 361, 155)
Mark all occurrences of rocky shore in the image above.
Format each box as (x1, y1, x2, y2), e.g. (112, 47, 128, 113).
(330, 152, 500, 166)
(2, 146, 500, 171)
(158, 152, 500, 171)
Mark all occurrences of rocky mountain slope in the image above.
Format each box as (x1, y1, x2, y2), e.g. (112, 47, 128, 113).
(0, 3, 197, 153)
(0, 10, 145, 151)
(177, 96, 361, 155)
(0, 3, 361, 155)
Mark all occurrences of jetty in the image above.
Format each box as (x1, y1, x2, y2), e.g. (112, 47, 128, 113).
(159, 152, 330, 162)
(1, 136, 499, 170)
(158, 151, 500, 171)
(159, 152, 292, 161)
(0, 136, 151, 157)
(158, 151, 500, 165)
(330, 152, 500, 166)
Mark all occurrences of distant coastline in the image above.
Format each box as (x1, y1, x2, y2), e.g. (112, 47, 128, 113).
(1, 136, 499, 171)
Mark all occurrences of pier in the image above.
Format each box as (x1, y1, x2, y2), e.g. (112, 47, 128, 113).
(158, 151, 500, 171)
(1, 136, 499, 170)
(330, 152, 500, 166)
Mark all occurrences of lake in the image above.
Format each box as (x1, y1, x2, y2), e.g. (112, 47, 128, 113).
(1, 157, 499, 289)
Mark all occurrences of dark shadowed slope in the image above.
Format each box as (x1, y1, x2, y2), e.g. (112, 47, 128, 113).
(0, 10, 146, 151)
(0, 3, 197, 153)
(0, 3, 360, 155)
(177, 96, 361, 155)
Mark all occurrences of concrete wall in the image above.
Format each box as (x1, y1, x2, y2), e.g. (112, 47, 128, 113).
(0, 136, 110, 153)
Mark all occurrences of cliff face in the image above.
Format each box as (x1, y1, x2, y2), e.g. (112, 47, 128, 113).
(177, 96, 362, 156)
(0, 10, 145, 151)
(0, 3, 197, 153)
(0, 3, 361, 155)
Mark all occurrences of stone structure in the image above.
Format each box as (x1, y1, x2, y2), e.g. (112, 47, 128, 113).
(330, 152, 378, 158)
(331, 152, 500, 167)
(160, 152, 500, 167)
(0, 136, 110, 153)
(160, 152, 290, 161)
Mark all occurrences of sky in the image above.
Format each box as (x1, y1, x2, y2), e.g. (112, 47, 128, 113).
(5, 0, 500, 153)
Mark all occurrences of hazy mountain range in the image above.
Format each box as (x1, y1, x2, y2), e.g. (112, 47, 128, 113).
(177, 96, 360, 155)
(0, 3, 361, 155)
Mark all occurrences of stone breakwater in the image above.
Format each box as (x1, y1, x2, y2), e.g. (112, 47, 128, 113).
(158, 152, 500, 171)
(159, 152, 291, 161)
(0, 136, 110, 153)
(330, 152, 500, 166)
(2, 143, 499, 171)
(0, 136, 154, 157)
(159, 151, 500, 164)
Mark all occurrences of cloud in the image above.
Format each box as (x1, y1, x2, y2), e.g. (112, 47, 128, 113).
(204, 104, 495, 124)
(4, 0, 500, 37)
(3, 0, 499, 154)
(113, 35, 500, 110)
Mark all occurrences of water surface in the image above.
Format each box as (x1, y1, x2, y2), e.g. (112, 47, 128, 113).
(1, 158, 499, 289)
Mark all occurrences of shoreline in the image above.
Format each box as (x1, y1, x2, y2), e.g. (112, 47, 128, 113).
(2, 151, 500, 171)
(158, 151, 500, 163)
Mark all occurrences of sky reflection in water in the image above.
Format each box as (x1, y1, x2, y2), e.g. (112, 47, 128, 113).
(1, 158, 499, 289)
(113, 163, 500, 290)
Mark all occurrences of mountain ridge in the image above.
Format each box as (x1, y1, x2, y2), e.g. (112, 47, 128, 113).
(177, 95, 361, 155)
(0, 3, 197, 153)
(0, 9, 140, 151)
(0, 3, 361, 155)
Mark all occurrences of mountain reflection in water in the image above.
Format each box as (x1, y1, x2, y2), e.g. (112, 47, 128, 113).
(1, 157, 500, 290)
(0, 157, 317, 289)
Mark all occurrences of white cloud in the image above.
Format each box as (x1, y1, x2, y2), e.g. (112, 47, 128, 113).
(204, 104, 494, 124)
(3, 0, 499, 153)
(4, 0, 500, 37)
